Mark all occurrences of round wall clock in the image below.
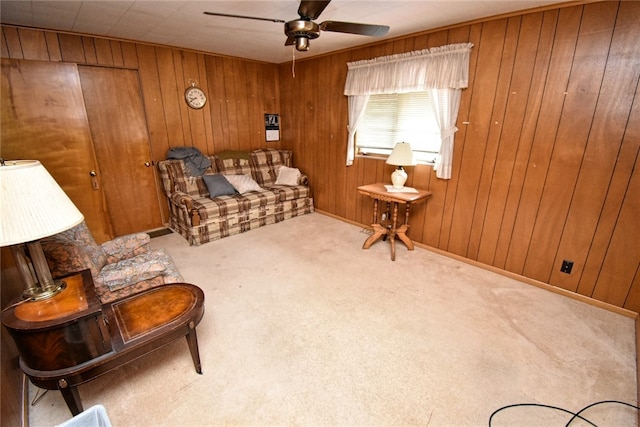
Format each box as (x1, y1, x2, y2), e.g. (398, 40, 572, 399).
(185, 85, 207, 109)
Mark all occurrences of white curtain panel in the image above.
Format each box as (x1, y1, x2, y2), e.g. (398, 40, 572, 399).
(346, 94, 370, 166)
(430, 88, 461, 179)
(343, 43, 473, 175)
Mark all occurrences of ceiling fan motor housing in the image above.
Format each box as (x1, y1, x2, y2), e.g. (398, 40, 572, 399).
(285, 20, 320, 51)
(285, 20, 320, 38)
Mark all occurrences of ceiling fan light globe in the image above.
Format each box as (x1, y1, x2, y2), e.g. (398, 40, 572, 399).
(295, 37, 310, 51)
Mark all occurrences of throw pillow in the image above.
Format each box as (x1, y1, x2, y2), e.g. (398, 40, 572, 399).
(202, 174, 237, 198)
(275, 165, 301, 185)
(224, 174, 262, 193)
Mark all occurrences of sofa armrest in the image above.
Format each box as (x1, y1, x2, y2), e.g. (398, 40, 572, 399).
(170, 191, 202, 226)
(170, 191, 193, 208)
(102, 233, 150, 263)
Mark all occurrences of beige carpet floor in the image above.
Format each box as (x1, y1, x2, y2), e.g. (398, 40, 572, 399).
(29, 213, 637, 426)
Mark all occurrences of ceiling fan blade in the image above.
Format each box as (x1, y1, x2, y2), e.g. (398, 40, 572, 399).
(203, 11, 285, 24)
(297, 0, 331, 20)
(320, 21, 390, 37)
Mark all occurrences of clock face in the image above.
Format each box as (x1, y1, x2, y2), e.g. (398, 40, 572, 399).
(185, 87, 207, 109)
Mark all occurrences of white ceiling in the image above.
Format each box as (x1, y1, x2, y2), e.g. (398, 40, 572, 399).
(1, 1, 569, 64)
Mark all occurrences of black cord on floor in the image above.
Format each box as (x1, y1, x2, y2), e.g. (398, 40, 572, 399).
(488, 400, 640, 427)
(489, 403, 597, 426)
(566, 400, 640, 426)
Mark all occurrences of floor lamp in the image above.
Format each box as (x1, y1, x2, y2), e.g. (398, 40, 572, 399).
(0, 160, 84, 300)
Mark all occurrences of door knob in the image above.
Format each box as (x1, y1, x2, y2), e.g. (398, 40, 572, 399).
(144, 162, 151, 167)
(89, 170, 99, 190)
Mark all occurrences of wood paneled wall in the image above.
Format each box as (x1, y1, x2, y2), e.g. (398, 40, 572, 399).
(278, 1, 640, 312)
(0, 28, 281, 156)
(1, 26, 282, 223)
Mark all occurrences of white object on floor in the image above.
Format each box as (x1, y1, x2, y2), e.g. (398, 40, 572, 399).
(56, 405, 112, 427)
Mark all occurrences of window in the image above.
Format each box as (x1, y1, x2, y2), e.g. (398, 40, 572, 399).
(344, 43, 473, 178)
(356, 91, 442, 164)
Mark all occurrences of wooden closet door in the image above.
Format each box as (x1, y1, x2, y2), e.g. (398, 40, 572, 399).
(78, 66, 163, 236)
(0, 59, 112, 242)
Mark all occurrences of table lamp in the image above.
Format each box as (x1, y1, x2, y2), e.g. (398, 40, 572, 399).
(0, 160, 84, 300)
(386, 142, 416, 189)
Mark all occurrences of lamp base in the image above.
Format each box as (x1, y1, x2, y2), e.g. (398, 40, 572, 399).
(391, 166, 408, 188)
(22, 280, 67, 301)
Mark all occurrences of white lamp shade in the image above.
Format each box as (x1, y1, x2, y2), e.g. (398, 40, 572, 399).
(0, 160, 84, 246)
(386, 142, 417, 166)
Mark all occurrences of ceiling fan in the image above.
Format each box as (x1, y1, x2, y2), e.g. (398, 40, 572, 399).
(204, 0, 390, 52)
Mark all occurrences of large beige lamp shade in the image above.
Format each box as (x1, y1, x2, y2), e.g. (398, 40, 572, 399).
(0, 160, 84, 299)
(386, 142, 417, 188)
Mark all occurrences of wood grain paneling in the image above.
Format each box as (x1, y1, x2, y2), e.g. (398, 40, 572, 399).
(475, 12, 544, 266)
(278, 1, 639, 312)
(523, 2, 619, 283)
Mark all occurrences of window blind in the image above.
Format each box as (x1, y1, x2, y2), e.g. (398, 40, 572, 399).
(356, 92, 441, 163)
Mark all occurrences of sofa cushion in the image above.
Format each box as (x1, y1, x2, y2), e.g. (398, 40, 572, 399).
(102, 232, 150, 263)
(275, 166, 301, 185)
(213, 157, 252, 176)
(98, 254, 167, 291)
(193, 190, 278, 219)
(250, 149, 292, 186)
(203, 174, 237, 198)
(265, 185, 311, 202)
(94, 248, 183, 303)
(224, 174, 262, 194)
(216, 150, 250, 160)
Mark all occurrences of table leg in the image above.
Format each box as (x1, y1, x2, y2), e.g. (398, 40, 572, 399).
(405, 202, 411, 225)
(389, 233, 396, 261)
(388, 202, 400, 261)
(363, 224, 387, 249)
(186, 323, 202, 374)
(363, 199, 387, 249)
(395, 225, 414, 250)
(372, 199, 379, 223)
(59, 383, 83, 416)
(396, 202, 414, 250)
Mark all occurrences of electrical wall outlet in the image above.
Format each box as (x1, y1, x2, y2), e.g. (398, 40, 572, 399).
(560, 260, 574, 274)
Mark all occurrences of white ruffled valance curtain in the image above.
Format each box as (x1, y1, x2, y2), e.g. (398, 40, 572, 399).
(343, 42, 473, 178)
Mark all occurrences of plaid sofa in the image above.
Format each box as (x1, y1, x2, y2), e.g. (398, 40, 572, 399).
(157, 148, 314, 246)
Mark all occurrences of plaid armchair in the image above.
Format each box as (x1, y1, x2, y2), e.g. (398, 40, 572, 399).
(41, 221, 183, 303)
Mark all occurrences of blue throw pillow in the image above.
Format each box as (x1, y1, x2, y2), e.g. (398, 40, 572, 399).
(202, 174, 237, 198)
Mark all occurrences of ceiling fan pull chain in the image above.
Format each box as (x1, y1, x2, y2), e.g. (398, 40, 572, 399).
(291, 45, 296, 78)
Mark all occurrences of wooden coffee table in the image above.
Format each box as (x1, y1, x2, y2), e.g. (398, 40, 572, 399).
(1, 270, 205, 416)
